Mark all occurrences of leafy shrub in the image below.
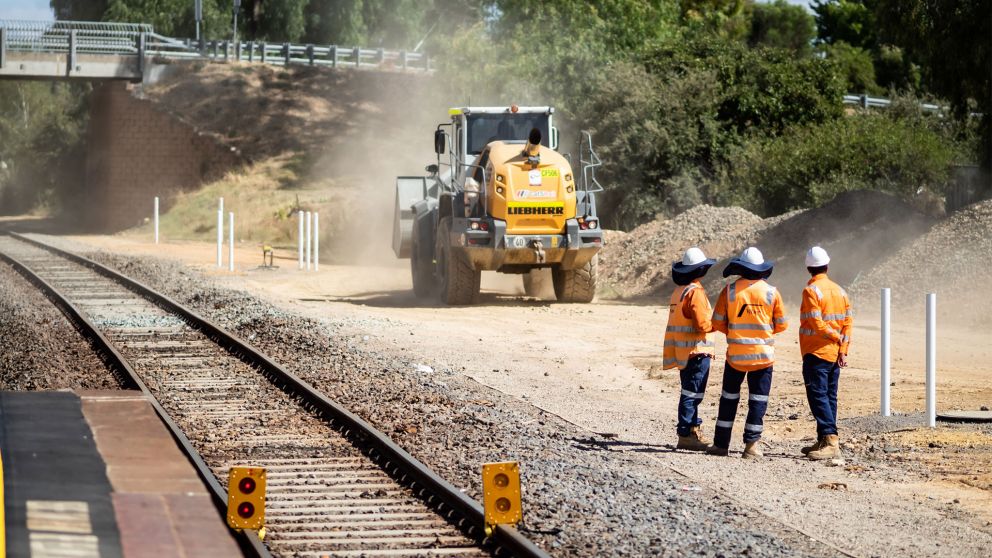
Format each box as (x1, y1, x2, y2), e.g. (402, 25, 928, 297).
(724, 113, 961, 216)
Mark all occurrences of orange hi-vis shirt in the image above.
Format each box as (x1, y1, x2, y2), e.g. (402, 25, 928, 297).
(712, 278, 787, 372)
(799, 273, 853, 362)
(663, 281, 715, 370)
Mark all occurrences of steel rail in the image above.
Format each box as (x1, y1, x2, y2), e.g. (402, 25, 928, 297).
(7, 232, 549, 558)
(0, 242, 271, 558)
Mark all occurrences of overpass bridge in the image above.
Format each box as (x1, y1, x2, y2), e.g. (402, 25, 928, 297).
(0, 19, 431, 83)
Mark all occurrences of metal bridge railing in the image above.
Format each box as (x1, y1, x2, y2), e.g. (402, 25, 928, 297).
(0, 19, 431, 73)
(192, 40, 430, 71)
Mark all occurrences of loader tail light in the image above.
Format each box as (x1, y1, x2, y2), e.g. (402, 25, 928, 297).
(480, 222, 489, 231)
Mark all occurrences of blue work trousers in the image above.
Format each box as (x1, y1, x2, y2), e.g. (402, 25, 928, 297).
(677, 355, 711, 437)
(802, 353, 840, 436)
(713, 363, 773, 448)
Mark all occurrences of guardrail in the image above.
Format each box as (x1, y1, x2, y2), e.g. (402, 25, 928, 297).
(843, 94, 944, 113)
(0, 19, 431, 75)
(194, 40, 430, 71)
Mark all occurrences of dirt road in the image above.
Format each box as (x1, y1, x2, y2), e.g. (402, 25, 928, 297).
(63, 234, 992, 557)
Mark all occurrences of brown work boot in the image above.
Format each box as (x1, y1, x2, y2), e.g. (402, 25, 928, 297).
(677, 426, 710, 452)
(742, 441, 763, 459)
(801, 436, 824, 455)
(706, 445, 729, 456)
(807, 434, 841, 460)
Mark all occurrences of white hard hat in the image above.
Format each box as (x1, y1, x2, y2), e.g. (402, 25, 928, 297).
(673, 246, 716, 273)
(805, 246, 830, 267)
(723, 246, 773, 277)
(739, 247, 765, 265)
(682, 247, 709, 266)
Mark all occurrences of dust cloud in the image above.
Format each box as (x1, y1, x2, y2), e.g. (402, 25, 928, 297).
(305, 72, 448, 267)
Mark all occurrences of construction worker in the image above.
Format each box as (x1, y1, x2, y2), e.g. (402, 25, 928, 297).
(663, 247, 717, 451)
(707, 247, 787, 459)
(799, 246, 853, 461)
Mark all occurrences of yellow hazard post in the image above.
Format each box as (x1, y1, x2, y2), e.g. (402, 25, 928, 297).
(227, 467, 266, 536)
(482, 461, 522, 536)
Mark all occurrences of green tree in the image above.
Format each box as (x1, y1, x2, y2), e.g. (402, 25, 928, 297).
(302, 0, 434, 48)
(644, 36, 844, 136)
(818, 41, 878, 94)
(726, 113, 962, 215)
(680, 0, 751, 40)
(874, 0, 991, 170)
(241, 0, 308, 42)
(748, 0, 816, 55)
(811, 0, 876, 48)
(494, 0, 680, 53)
(51, 0, 109, 21)
(0, 83, 90, 214)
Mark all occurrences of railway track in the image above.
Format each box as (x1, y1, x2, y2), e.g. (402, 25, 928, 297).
(0, 233, 548, 558)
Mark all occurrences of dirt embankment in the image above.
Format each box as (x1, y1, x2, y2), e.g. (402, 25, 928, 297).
(144, 63, 442, 164)
(135, 63, 449, 263)
(601, 190, 936, 305)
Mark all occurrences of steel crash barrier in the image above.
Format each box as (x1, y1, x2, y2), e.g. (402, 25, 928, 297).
(0, 19, 431, 81)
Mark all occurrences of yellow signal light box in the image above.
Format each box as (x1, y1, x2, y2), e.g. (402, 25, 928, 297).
(482, 461, 522, 531)
(227, 466, 266, 531)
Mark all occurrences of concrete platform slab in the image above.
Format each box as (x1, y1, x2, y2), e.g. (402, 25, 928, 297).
(78, 391, 241, 558)
(0, 391, 123, 558)
(1, 391, 242, 557)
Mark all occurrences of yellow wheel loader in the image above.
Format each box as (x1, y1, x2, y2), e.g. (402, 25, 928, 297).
(392, 106, 604, 304)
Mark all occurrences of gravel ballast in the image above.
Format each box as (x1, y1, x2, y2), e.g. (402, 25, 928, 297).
(0, 260, 119, 390)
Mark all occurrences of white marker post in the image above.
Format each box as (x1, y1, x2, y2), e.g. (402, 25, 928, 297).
(313, 212, 319, 271)
(297, 210, 304, 270)
(925, 293, 937, 428)
(305, 211, 312, 271)
(881, 288, 891, 416)
(153, 196, 160, 244)
(228, 212, 235, 272)
(217, 197, 224, 268)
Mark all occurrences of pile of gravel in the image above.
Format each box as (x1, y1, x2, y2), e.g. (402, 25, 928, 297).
(601, 191, 934, 303)
(79, 247, 831, 558)
(0, 260, 119, 390)
(732, 190, 933, 300)
(850, 199, 992, 324)
(600, 205, 766, 298)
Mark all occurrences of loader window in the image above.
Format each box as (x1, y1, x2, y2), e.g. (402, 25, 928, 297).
(466, 114, 549, 155)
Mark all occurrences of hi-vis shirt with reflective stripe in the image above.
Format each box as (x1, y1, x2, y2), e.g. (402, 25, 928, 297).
(712, 279, 787, 372)
(799, 273, 853, 362)
(663, 282, 715, 370)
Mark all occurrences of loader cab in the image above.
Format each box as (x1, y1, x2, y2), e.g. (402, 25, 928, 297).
(445, 106, 558, 183)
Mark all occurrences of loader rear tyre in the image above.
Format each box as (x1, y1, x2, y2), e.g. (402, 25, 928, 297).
(435, 217, 481, 305)
(410, 227, 434, 298)
(553, 255, 598, 303)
